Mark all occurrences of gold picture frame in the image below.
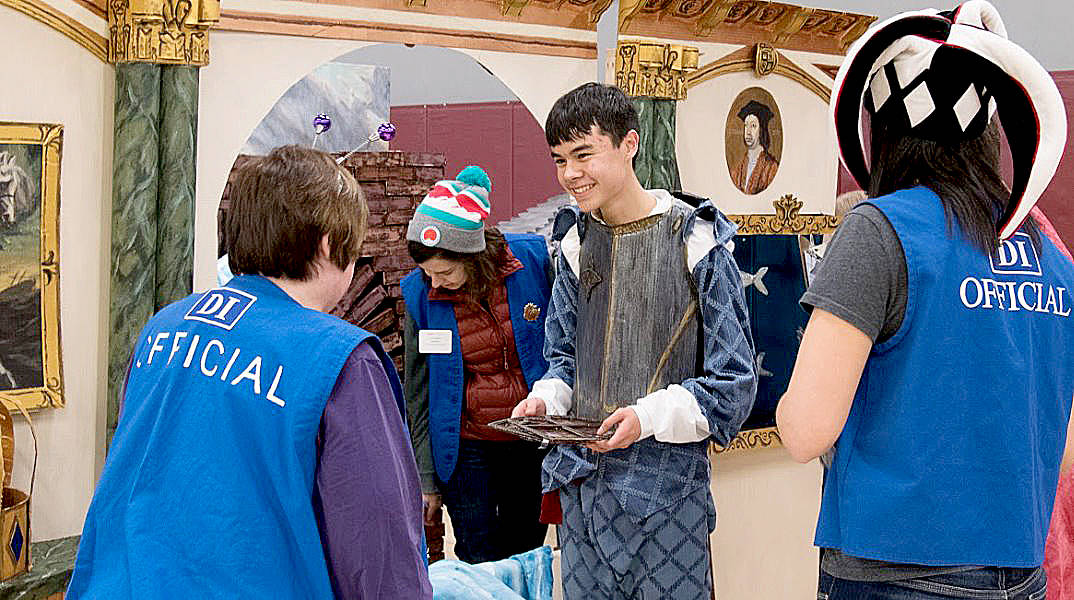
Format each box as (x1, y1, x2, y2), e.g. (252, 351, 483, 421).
(727, 195, 841, 236)
(0, 122, 64, 411)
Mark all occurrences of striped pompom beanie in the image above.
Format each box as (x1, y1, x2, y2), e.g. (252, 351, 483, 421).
(406, 166, 492, 253)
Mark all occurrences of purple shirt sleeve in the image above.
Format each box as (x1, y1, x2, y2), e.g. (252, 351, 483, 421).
(313, 342, 432, 600)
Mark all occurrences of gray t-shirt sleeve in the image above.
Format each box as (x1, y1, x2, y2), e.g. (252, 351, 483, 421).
(800, 203, 908, 344)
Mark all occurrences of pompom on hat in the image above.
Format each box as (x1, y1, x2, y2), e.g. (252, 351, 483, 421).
(406, 166, 493, 253)
(831, 0, 1067, 239)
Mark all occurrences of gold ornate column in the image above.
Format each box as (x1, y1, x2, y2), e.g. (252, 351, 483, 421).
(615, 41, 698, 190)
(106, 0, 218, 444)
(109, 0, 219, 65)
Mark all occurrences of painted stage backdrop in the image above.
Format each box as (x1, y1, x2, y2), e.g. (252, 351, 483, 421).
(241, 62, 390, 155)
(676, 44, 842, 442)
(0, 123, 63, 410)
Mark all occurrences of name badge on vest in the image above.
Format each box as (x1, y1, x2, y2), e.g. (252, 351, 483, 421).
(418, 330, 452, 354)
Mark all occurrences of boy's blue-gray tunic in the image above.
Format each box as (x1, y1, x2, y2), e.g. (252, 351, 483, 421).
(573, 203, 700, 422)
(540, 199, 757, 520)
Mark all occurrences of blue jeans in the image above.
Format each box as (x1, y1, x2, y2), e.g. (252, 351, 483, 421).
(819, 567, 1047, 600)
(437, 439, 547, 564)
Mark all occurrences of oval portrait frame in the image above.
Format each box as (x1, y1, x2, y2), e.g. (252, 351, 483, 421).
(725, 87, 783, 197)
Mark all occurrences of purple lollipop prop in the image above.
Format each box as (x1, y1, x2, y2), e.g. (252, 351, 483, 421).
(336, 122, 399, 164)
(377, 122, 396, 142)
(311, 113, 332, 148)
(314, 113, 332, 134)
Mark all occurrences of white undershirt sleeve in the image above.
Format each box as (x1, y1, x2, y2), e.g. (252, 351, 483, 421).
(633, 384, 711, 442)
(530, 378, 572, 416)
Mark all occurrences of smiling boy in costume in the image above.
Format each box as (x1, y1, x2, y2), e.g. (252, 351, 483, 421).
(512, 82, 757, 599)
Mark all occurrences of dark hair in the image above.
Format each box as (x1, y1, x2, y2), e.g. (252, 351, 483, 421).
(867, 118, 1039, 254)
(407, 228, 509, 301)
(226, 145, 367, 280)
(545, 83, 639, 148)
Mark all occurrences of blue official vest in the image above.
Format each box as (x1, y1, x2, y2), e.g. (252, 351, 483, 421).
(401, 234, 551, 483)
(69, 275, 402, 599)
(816, 187, 1074, 566)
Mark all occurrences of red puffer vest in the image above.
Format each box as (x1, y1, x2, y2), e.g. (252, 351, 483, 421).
(429, 251, 529, 441)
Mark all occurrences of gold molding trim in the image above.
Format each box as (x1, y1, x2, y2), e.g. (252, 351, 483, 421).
(0, 122, 65, 412)
(500, 0, 527, 16)
(686, 45, 832, 103)
(72, 0, 105, 18)
(622, 1, 875, 56)
(728, 195, 840, 235)
(302, 0, 601, 33)
(587, 0, 613, 24)
(715, 427, 782, 454)
(0, 0, 108, 62)
(617, 0, 644, 31)
(694, 0, 738, 38)
(218, 10, 597, 59)
(109, 0, 220, 65)
(615, 41, 699, 100)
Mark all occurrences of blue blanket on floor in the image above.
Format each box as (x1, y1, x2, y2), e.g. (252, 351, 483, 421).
(430, 545, 554, 600)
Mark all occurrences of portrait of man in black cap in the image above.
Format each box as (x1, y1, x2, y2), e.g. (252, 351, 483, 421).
(730, 99, 780, 195)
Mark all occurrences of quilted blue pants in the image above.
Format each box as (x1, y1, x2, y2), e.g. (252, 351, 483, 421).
(558, 475, 715, 599)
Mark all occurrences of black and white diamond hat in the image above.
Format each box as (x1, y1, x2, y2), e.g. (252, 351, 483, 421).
(831, 0, 1067, 239)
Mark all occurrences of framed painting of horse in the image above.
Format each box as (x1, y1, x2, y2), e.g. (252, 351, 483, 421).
(0, 122, 63, 410)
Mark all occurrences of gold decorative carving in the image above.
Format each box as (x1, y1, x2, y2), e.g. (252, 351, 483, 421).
(500, 0, 529, 16)
(715, 427, 782, 454)
(618, 0, 877, 56)
(108, 0, 220, 65)
(728, 195, 841, 235)
(693, 0, 737, 36)
(687, 45, 833, 103)
(615, 41, 699, 100)
(617, 0, 646, 30)
(639, 0, 674, 13)
(0, 122, 65, 411)
(587, 0, 614, 25)
(0, 0, 108, 62)
(753, 41, 776, 77)
(772, 6, 814, 44)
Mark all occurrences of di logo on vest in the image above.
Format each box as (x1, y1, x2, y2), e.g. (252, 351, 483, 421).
(989, 233, 1042, 276)
(184, 288, 257, 330)
(959, 233, 1071, 317)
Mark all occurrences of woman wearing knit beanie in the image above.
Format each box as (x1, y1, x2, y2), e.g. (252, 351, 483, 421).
(400, 166, 553, 563)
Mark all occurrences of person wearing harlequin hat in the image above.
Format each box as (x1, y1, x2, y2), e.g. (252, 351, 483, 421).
(401, 166, 553, 563)
(776, 2, 1074, 597)
(511, 82, 757, 599)
(731, 99, 780, 195)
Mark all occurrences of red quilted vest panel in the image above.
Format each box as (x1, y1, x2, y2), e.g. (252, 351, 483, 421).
(430, 253, 529, 441)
